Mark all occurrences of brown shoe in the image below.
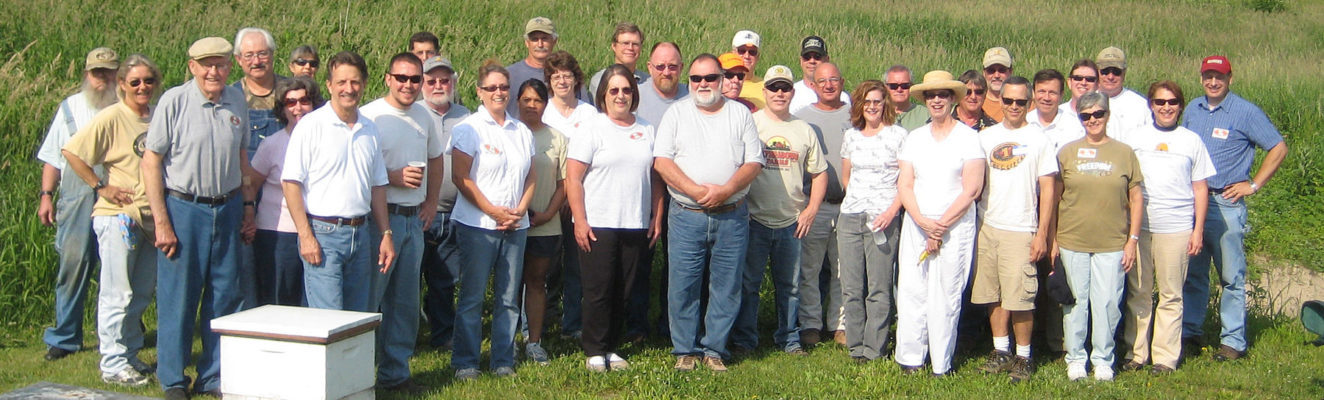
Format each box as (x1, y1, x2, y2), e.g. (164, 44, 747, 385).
(801, 329, 821, 346)
(833, 330, 847, 346)
(1150, 364, 1175, 375)
(1213, 345, 1245, 361)
(978, 350, 1012, 374)
(674, 355, 699, 371)
(1119, 360, 1145, 372)
(702, 356, 728, 372)
(1008, 356, 1035, 383)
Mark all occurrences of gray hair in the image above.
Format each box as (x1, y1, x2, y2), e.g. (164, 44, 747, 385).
(885, 64, 911, 80)
(1076, 90, 1110, 113)
(234, 27, 276, 55)
(289, 45, 317, 61)
(115, 53, 162, 100)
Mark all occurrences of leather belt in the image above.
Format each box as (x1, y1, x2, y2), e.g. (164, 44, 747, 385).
(387, 204, 419, 217)
(308, 214, 367, 226)
(167, 189, 239, 206)
(676, 199, 744, 214)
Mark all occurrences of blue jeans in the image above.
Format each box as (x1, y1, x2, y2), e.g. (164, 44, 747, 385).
(156, 195, 243, 392)
(1183, 194, 1249, 352)
(1059, 248, 1125, 369)
(733, 219, 801, 351)
(43, 171, 98, 352)
(92, 215, 156, 375)
(422, 212, 460, 347)
(302, 219, 374, 312)
(667, 201, 749, 359)
(239, 93, 282, 157)
(254, 230, 304, 306)
(369, 213, 424, 386)
(452, 224, 526, 370)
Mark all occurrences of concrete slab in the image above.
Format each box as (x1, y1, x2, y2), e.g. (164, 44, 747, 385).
(0, 381, 156, 400)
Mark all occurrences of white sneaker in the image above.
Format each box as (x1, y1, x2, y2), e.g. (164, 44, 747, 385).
(1067, 363, 1088, 381)
(606, 353, 629, 370)
(1094, 366, 1115, 381)
(585, 356, 608, 372)
(102, 368, 149, 387)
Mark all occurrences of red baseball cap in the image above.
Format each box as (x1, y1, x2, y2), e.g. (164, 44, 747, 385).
(1201, 55, 1232, 74)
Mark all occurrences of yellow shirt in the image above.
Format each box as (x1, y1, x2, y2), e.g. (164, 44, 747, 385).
(528, 125, 568, 237)
(739, 74, 767, 110)
(63, 102, 153, 226)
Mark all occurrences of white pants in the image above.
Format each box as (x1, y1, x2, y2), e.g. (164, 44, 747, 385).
(895, 209, 975, 374)
(92, 215, 157, 375)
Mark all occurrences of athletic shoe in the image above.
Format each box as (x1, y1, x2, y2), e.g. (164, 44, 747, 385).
(44, 347, 74, 361)
(979, 350, 1013, 374)
(702, 356, 728, 372)
(526, 342, 550, 366)
(494, 366, 517, 377)
(1067, 363, 1087, 381)
(454, 368, 480, 381)
(607, 353, 629, 370)
(674, 355, 698, 371)
(1094, 366, 1114, 381)
(101, 368, 149, 387)
(1008, 356, 1034, 383)
(1213, 345, 1246, 361)
(586, 355, 608, 372)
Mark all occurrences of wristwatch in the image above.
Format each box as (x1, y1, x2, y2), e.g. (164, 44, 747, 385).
(1249, 182, 1260, 194)
(38, 190, 56, 199)
(383, 229, 394, 236)
(92, 181, 106, 192)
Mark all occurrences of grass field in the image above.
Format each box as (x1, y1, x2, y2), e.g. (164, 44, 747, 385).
(2, 0, 1323, 397)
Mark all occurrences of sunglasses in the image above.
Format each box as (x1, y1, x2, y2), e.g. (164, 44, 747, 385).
(608, 87, 634, 96)
(766, 83, 793, 93)
(689, 73, 721, 83)
(293, 58, 319, 68)
(424, 77, 451, 86)
(127, 77, 157, 87)
(886, 82, 912, 90)
(1069, 75, 1098, 83)
(1100, 67, 1124, 76)
(724, 72, 746, 81)
(283, 96, 312, 107)
(922, 91, 953, 100)
(389, 73, 422, 84)
(736, 47, 759, 56)
(1078, 110, 1109, 121)
(801, 53, 823, 61)
(652, 63, 681, 72)
(1001, 98, 1029, 106)
(479, 84, 511, 92)
(1151, 98, 1181, 106)
(967, 88, 986, 96)
(984, 65, 1010, 74)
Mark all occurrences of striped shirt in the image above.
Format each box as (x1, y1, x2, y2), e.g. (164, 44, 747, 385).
(1181, 92, 1282, 189)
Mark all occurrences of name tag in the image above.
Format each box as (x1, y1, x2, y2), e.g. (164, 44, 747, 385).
(1077, 148, 1097, 159)
(1212, 128, 1230, 139)
(1011, 145, 1030, 156)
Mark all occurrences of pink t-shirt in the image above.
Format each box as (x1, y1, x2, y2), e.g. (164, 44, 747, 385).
(251, 128, 296, 232)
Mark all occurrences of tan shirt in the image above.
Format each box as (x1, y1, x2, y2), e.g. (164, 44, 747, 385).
(1056, 138, 1143, 252)
(748, 111, 827, 228)
(528, 126, 567, 237)
(63, 102, 153, 226)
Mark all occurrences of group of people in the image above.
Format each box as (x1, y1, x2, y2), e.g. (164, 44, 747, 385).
(35, 17, 1286, 398)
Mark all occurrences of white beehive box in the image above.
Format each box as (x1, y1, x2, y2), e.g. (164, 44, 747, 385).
(211, 305, 381, 400)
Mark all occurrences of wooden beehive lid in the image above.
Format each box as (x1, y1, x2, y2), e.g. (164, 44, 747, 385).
(211, 305, 381, 344)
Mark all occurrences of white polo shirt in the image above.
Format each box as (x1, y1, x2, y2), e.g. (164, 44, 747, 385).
(1029, 108, 1086, 151)
(1106, 89, 1153, 144)
(360, 99, 443, 206)
(448, 109, 535, 230)
(281, 106, 388, 218)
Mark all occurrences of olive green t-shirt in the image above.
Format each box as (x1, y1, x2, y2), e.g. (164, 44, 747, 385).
(1055, 138, 1143, 253)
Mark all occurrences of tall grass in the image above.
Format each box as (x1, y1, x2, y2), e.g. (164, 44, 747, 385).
(2, 0, 1321, 337)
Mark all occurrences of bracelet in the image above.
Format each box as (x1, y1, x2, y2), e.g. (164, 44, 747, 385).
(383, 229, 394, 236)
(1249, 182, 1259, 194)
(1129, 235, 1140, 241)
(243, 200, 256, 207)
(38, 190, 56, 199)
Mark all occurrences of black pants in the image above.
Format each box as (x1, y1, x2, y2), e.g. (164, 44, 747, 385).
(579, 228, 649, 357)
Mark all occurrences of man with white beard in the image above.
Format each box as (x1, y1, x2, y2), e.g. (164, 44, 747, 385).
(418, 55, 471, 350)
(35, 47, 119, 362)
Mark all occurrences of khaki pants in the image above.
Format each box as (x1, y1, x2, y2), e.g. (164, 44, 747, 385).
(1122, 230, 1191, 368)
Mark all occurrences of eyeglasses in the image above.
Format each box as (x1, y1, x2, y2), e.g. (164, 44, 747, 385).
(1001, 98, 1029, 106)
(1100, 67, 1124, 76)
(608, 87, 634, 96)
(984, 65, 1010, 74)
(425, 77, 451, 86)
(283, 96, 312, 107)
(549, 72, 576, 82)
(1078, 110, 1109, 121)
(736, 46, 759, 57)
(388, 74, 422, 84)
(724, 72, 746, 81)
(689, 74, 721, 83)
(292, 58, 319, 68)
(240, 50, 273, 61)
(886, 82, 912, 90)
(766, 83, 793, 93)
(922, 91, 953, 100)
(967, 88, 986, 96)
(651, 63, 681, 72)
(1069, 75, 1098, 83)
(479, 84, 511, 92)
(862, 99, 885, 106)
(801, 53, 823, 61)
(1151, 98, 1181, 106)
(127, 78, 157, 87)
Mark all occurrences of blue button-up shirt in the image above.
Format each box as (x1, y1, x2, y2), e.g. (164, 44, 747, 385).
(1181, 92, 1282, 189)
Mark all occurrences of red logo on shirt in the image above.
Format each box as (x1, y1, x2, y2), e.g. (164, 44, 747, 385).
(629, 131, 644, 140)
(483, 144, 502, 155)
(230, 115, 241, 126)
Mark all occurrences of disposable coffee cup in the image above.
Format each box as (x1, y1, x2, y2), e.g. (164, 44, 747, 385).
(408, 161, 426, 170)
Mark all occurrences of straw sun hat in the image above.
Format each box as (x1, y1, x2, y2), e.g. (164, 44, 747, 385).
(909, 70, 967, 104)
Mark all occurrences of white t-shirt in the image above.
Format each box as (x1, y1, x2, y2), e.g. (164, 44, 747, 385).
(448, 109, 535, 230)
(360, 99, 443, 206)
(839, 125, 906, 215)
(1030, 108, 1085, 151)
(899, 123, 984, 217)
(38, 93, 104, 170)
(978, 123, 1059, 232)
(1125, 124, 1217, 233)
(789, 79, 851, 114)
(653, 98, 765, 207)
(281, 106, 388, 218)
(567, 113, 656, 229)
(1106, 89, 1153, 144)
(542, 102, 598, 142)
(251, 128, 295, 232)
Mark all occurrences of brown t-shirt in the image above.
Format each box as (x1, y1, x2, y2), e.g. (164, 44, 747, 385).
(1055, 138, 1142, 252)
(63, 102, 153, 226)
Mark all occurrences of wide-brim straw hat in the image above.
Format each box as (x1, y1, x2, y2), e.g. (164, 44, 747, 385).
(909, 70, 966, 104)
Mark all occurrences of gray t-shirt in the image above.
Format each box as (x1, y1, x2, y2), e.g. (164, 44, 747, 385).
(586, 68, 648, 107)
(636, 79, 689, 130)
(653, 98, 764, 207)
(145, 79, 250, 197)
(426, 103, 472, 212)
(506, 60, 544, 117)
(793, 105, 851, 203)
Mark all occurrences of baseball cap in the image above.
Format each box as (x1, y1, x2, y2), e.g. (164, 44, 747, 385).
(1096, 46, 1127, 70)
(764, 65, 794, 85)
(718, 52, 745, 71)
(525, 17, 556, 38)
(189, 37, 233, 60)
(732, 30, 761, 49)
(1201, 55, 1232, 74)
(801, 36, 827, 57)
(982, 47, 1012, 69)
(423, 56, 454, 73)
(84, 47, 119, 71)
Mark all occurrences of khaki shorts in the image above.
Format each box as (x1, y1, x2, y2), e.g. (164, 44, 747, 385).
(971, 225, 1038, 311)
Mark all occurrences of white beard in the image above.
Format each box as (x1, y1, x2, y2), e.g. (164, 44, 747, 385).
(82, 80, 118, 110)
(694, 90, 720, 107)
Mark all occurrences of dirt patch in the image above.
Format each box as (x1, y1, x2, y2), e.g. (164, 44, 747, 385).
(1249, 262, 1324, 317)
